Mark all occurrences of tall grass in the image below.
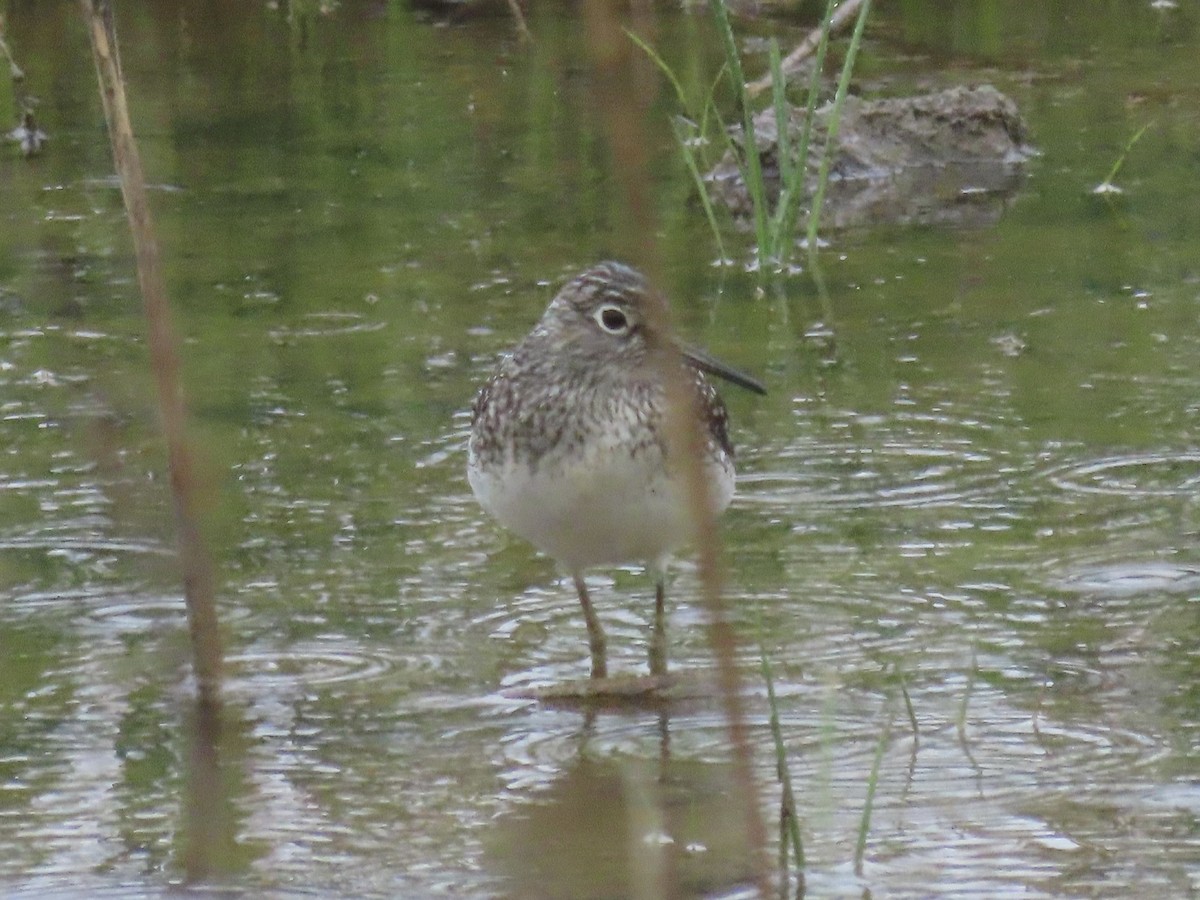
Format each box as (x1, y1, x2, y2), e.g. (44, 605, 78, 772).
(767, 0, 840, 258)
(705, 0, 772, 260)
(806, 0, 872, 252)
(630, 0, 871, 273)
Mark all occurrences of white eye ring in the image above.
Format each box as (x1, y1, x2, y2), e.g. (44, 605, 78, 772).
(593, 304, 632, 335)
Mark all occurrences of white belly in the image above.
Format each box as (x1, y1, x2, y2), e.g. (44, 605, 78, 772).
(468, 443, 734, 572)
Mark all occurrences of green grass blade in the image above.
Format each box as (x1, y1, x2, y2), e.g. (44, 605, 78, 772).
(897, 666, 919, 745)
(957, 648, 977, 743)
(699, 62, 728, 140)
(765, 38, 792, 266)
(778, 0, 839, 245)
(708, 0, 772, 264)
(854, 699, 893, 876)
(757, 607, 806, 883)
(625, 28, 690, 113)
(769, 38, 791, 194)
(807, 0, 872, 250)
(1098, 120, 1154, 191)
(625, 29, 728, 259)
(671, 116, 729, 260)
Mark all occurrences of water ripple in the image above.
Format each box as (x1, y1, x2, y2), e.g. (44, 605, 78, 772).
(741, 407, 1018, 512)
(1044, 450, 1200, 498)
(1050, 560, 1200, 597)
(0, 536, 170, 555)
(268, 313, 385, 341)
(225, 638, 399, 692)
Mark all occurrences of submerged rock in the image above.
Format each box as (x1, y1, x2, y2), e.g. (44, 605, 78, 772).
(706, 84, 1036, 231)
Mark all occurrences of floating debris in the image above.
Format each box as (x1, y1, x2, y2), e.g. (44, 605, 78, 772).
(9, 110, 47, 158)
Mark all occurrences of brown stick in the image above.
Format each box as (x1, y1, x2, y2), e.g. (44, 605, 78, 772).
(746, 0, 866, 98)
(582, 4, 771, 896)
(78, 0, 223, 706)
(81, 2, 227, 881)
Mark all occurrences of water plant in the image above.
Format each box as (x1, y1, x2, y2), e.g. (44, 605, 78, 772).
(804, 0, 871, 253)
(855, 700, 893, 877)
(758, 622, 805, 895)
(630, 0, 872, 273)
(1092, 120, 1154, 196)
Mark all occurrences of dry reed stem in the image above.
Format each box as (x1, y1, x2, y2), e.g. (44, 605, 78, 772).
(581, 3, 771, 895)
(80, 3, 226, 878)
(79, 0, 222, 706)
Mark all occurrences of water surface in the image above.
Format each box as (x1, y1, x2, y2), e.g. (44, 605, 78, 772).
(1, 2, 1198, 897)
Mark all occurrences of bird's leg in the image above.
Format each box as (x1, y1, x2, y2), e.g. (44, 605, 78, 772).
(573, 574, 608, 679)
(649, 576, 668, 677)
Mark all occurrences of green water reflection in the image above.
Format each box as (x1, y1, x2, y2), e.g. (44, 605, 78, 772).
(1, 1, 1198, 897)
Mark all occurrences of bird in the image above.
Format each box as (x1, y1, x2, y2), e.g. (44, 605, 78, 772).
(467, 262, 764, 681)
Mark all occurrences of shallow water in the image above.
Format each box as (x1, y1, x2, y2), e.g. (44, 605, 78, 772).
(2, 2, 1199, 897)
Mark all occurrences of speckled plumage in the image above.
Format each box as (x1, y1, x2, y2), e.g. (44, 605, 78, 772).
(466, 262, 762, 679)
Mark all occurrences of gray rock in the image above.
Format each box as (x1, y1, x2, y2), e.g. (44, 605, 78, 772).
(706, 85, 1036, 231)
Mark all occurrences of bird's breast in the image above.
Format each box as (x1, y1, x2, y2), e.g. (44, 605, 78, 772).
(468, 424, 734, 571)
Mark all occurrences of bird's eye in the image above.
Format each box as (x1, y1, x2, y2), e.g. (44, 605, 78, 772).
(595, 304, 631, 334)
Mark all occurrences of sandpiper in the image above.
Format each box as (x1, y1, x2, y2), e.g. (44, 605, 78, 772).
(467, 262, 764, 680)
